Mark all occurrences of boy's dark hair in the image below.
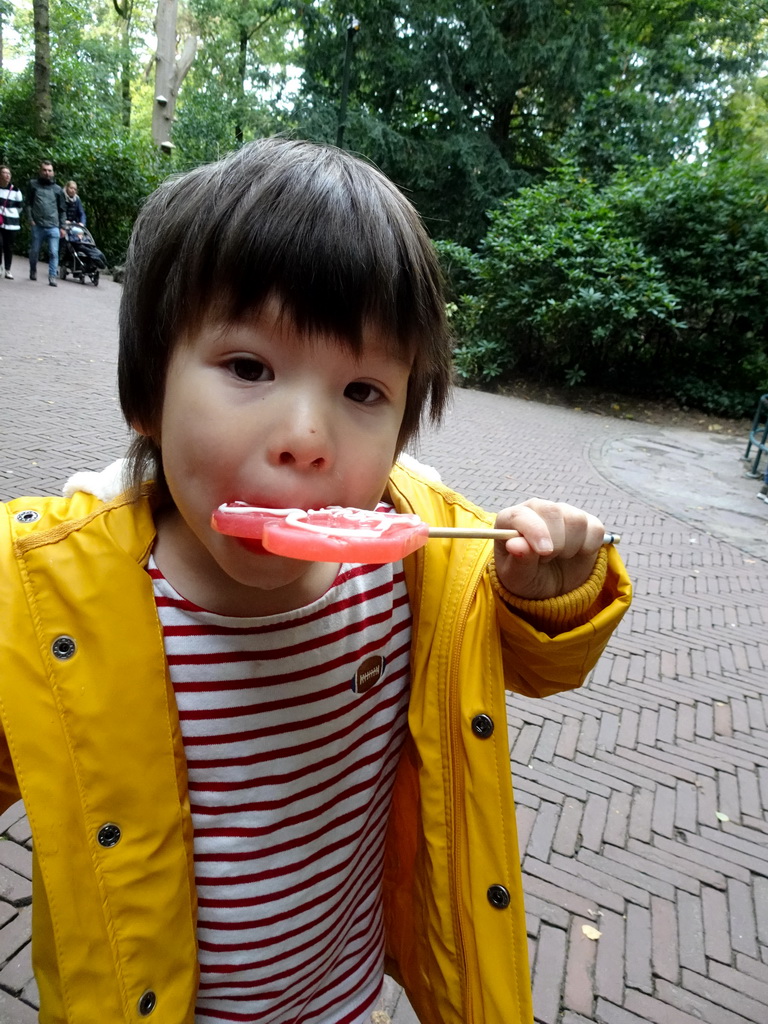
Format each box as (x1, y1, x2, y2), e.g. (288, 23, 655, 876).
(118, 137, 454, 494)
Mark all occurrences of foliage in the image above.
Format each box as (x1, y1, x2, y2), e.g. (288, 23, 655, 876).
(290, 0, 768, 244)
(561, 0, 768, 178)
(445, 159, 768, 416)
(172, 0, 298, 164)
(1, 66, 164, 265)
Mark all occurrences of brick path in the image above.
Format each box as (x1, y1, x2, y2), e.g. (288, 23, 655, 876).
(1, 259, 767, 1023)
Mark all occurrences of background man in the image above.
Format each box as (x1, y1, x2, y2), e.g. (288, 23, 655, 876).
(27, 159, 66, 286)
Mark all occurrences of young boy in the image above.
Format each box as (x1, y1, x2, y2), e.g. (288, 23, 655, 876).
(0, 138, 631, 1024)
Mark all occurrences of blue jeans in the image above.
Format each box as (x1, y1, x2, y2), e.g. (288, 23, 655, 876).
(29, 225, 61, 279)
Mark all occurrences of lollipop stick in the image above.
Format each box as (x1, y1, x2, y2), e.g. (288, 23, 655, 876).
(427, 527, 619, 545)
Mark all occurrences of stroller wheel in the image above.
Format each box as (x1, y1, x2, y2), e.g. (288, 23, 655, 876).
(92, 271, 100, 287)
(80, 274, 87, 284)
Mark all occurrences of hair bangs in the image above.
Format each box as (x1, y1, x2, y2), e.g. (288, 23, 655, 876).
(185, 150, 437, 364)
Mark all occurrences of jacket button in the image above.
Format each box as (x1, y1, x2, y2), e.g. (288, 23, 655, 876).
(51, 635, 77, 660)
(487, 884, 511, 909)
(138, 990, 157, 1016)
(97, 823, 121, 848)
(471, 714, 494, 738)
(14, 509, 40, 524)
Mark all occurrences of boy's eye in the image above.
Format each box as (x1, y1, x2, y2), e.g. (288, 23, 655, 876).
(229, 358, 273, 382)
(344, 381, 383, 404)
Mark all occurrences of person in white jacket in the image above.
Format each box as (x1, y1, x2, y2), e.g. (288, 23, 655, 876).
(0, 165, 23, 279)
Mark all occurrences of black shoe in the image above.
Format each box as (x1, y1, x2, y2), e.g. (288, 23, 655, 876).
(49, 278, 57, 287)
(29, 271, 37, 281)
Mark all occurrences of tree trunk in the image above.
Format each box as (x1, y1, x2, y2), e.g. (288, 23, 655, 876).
(32, 0, 52, 138)
(121, 18, 131, 128)
(152, 0, 197, 150)
(235, 25, 247, 144)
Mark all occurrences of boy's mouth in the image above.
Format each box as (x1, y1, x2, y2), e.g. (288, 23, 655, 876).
(233, 536, 267, 555)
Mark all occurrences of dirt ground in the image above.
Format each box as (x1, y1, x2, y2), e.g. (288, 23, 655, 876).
(492, 378, 755, 439)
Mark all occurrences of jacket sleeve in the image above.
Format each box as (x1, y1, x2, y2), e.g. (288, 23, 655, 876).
(57, 188, 67, 227)
(25, 180, 35, 221)
(493, 544, 632, 698)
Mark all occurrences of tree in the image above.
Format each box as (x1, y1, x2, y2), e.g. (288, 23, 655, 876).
(290, 0, 768, 244)
(152, 0, 197, 149)
(172, 0, 297, 161)
(32, 0, 52, 137)
(112, 0, 134, 127)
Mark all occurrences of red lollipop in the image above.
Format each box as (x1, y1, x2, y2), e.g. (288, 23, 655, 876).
(212, 502, 620, 564)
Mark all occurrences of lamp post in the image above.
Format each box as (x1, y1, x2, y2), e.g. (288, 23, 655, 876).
(336, 16, 360, 150)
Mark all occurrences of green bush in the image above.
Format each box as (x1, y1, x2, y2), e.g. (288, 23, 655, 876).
(442, 159, 768, 415)
(0, 71, 164, 267)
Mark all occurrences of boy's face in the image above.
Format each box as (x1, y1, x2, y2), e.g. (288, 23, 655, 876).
(148, 300, 411, 616)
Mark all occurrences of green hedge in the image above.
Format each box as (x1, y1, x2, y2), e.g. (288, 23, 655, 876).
(442, 160, 768, 417)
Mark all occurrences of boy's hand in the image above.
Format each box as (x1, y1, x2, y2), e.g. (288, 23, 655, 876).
(493, 499, 606, 600)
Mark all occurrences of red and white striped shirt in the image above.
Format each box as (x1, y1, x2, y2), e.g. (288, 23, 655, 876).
(149, 545, 412, 1024)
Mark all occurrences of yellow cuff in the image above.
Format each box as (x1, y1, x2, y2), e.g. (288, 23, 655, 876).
(490, 547, 609, 634)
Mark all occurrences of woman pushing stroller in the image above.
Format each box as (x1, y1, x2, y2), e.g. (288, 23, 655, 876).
(64, 181, 86, 226)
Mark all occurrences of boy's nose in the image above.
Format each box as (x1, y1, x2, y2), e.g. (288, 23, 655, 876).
(267, 403, 334, 471)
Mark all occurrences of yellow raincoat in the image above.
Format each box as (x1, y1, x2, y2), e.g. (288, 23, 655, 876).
(0, 462, 631, 1023)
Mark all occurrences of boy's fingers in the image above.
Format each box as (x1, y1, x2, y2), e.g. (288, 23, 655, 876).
(495, 501, 605, 558)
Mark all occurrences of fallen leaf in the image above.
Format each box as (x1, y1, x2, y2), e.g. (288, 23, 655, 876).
(582, 924, 602, 940)
(715, 811, 729, 823)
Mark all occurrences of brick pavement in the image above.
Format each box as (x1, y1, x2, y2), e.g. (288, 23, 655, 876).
(1, 258, 767, 1023)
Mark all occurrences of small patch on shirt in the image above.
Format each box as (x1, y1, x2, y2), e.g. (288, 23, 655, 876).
(352, 654, 387, 694)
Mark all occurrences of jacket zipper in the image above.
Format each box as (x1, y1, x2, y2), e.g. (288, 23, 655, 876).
(446, 548, 489, 1024)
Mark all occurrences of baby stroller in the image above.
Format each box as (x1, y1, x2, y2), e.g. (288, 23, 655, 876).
(59, 225, 107, 286)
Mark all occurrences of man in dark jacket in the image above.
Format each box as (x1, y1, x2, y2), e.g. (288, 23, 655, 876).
(27, 160, 66, 286)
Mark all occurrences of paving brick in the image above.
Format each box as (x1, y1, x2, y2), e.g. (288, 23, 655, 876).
(628, 786, 653, 843)
(651, 896, 679, 984)
(0, 866, 32, 906)
(531, 923, 567, 1024)
(555, 716, 581, 760)
(651, 785, 677, 839)
(754, 875, 768, 946)
(0, 839, 32, 881)
(672, 781, 698, 836)
(511, 723, 540, 767)
(0, 803, 27, 838)
(603, 790, 631, 848)
(563, 917, 596, 1017)
(594, 909, 625, 1006)
(676, 891, 706, 974)
(701, 886, 732, 964)
(727, 877, 759, 958)
(716, 769, 742, 825)
(624, 902, 653, 994)
(552, 797, 584, 858)
(616, 709, 639, 750)
(579, 793, 609, 853)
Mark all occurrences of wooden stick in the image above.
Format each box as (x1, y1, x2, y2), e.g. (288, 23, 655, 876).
(427, 527, 620, 545)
